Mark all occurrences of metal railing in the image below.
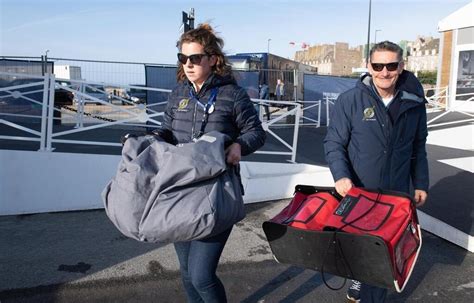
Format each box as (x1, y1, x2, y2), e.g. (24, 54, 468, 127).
(0, 71, 170, 151)
(425, 86, 448, 112)
(3, 71, 471, 161)
(0, 71, 311, 162)
(427, 92, 474, 127)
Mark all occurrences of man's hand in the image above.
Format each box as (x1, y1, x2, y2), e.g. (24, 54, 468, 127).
(335, 177, 353, 197)
(414, 189, 428, 207)
(225, 143, 241, 165)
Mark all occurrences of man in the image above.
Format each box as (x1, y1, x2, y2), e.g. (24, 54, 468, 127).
(324, 41, 429, 303)
(259, 83, 271, 120)
(275, 78, 285, 101)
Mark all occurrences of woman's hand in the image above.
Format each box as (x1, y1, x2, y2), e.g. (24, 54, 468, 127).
(225, 143, 241, 165)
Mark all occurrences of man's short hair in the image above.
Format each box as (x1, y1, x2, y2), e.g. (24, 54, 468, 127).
(369, 41, 403, 62)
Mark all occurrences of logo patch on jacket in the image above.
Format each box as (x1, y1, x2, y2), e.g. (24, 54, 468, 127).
(363, 106, 376, 121)
(178, 98, 189, 111)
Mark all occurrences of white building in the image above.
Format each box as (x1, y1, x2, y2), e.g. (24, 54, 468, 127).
(437, 1, 474, 112)
(53, 65, 82, 80)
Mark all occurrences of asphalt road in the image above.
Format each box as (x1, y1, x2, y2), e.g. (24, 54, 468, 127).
(0, 200, 473, 303)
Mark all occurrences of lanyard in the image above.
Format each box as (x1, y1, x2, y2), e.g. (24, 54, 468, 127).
(190, 87, 218, 139)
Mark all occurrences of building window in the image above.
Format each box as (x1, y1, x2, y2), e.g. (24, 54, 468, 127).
(456, 50, 474, 101)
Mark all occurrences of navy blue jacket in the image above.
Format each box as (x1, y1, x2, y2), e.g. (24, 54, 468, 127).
(157, 74, 266, 156)
(324, 71, 429, 193)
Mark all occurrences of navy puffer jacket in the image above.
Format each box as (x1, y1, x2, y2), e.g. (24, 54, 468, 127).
(324, 70, 429, 193)
(156, 74, 266, 156)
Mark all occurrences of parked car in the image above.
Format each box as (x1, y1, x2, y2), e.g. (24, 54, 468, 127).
(128, 86, 147, 104)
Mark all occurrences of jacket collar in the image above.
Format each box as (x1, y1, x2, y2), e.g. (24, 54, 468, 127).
(358, 70, 426, 105)
(186, 73, 236, 98)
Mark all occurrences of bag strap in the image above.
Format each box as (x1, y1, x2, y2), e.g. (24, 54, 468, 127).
(320, 232, 352, 290)
(320, 190, 382, 290)
(193, 87, 219, 140)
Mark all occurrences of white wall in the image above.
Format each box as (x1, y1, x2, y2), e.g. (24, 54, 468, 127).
(1, 149, 471, 251)
(0, 150, 119, 215)
(0, 150, 335, 215)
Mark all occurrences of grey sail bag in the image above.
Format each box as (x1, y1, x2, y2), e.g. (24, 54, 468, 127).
(102, 131, 245, 243)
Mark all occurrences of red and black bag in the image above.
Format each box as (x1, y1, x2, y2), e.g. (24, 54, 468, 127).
(263, 185, 421, 292)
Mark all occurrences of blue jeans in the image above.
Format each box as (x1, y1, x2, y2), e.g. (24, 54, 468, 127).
(174, 227, 233, 303)
(360, 283, 387, 302)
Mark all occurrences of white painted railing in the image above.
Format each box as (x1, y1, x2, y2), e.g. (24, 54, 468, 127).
(5, 71, 470, 158)
(425, 86, 448, 112)
(0, 72, 307, 162)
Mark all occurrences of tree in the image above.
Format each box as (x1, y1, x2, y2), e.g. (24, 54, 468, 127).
(416, 71, 437, 85)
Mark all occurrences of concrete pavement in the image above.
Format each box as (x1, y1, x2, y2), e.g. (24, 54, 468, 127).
(1, 200, 473, 303)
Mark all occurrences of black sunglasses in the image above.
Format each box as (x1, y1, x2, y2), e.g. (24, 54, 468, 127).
(371, 62, 400, 72)
(177, 53, 209, 65)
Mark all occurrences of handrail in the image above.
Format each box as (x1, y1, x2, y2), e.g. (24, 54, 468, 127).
(1, 71, 471, 161)
(0, 71, 304, 162)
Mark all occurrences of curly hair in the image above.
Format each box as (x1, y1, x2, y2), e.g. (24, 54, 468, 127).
(176, 23, 233, 82)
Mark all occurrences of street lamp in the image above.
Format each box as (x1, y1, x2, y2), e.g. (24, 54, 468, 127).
(267, 38, 271, 54)
(375, 29, 382, 44)
(365, 0, 372, 66)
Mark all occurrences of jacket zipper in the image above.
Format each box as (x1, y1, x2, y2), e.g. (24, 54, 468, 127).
(191, 101, 198, 140)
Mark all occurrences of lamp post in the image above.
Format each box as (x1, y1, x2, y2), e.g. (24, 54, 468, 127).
(375, 29, 381, 44)
(365, 0, 372, 66)
(42, 49, 50, 76)
(267, 38, 271, 54)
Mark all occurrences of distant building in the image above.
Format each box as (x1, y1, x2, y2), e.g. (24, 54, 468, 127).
(0, 58, 53, 82)
(228, 52, 317, 100)
(53, 65, 82, 80)
(294, 43, 363, 76)
(436, 1, 474, 111)
(406, 37, 440, 74)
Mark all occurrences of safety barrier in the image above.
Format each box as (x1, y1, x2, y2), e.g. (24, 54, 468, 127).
(0, 72, 316, 162)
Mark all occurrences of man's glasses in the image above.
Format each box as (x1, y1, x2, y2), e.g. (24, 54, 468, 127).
(371, 62, 400, 72)
(177, 53, 209, 65)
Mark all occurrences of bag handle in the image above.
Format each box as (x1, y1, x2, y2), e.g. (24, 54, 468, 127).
(320, 190, 382, 290)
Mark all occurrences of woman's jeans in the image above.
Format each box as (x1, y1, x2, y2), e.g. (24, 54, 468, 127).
(174, 227, 233, 303)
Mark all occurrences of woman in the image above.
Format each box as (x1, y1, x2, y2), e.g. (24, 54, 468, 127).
(155, 23, 266, 302)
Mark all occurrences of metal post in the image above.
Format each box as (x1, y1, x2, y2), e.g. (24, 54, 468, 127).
(77, 83, 85, 128)
(326, 96, 330, 126)
(267, 38, 271, 54)
(41, 55, 45, 76)
(45, 50, 49, 74)
(45, 73, 56, 151)
(318, 100, 322, 128)
(188, 8, 195, 29)
(290, 103, 301, 163)
(293, 69, 297, 102)
(365, 0, 372, 66)
(38, 74, 50, 151)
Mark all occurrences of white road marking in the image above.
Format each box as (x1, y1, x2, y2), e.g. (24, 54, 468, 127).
(438, 157, 474, 173)
(428, 124, 474, 151)
(456, 282, 474, 291)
